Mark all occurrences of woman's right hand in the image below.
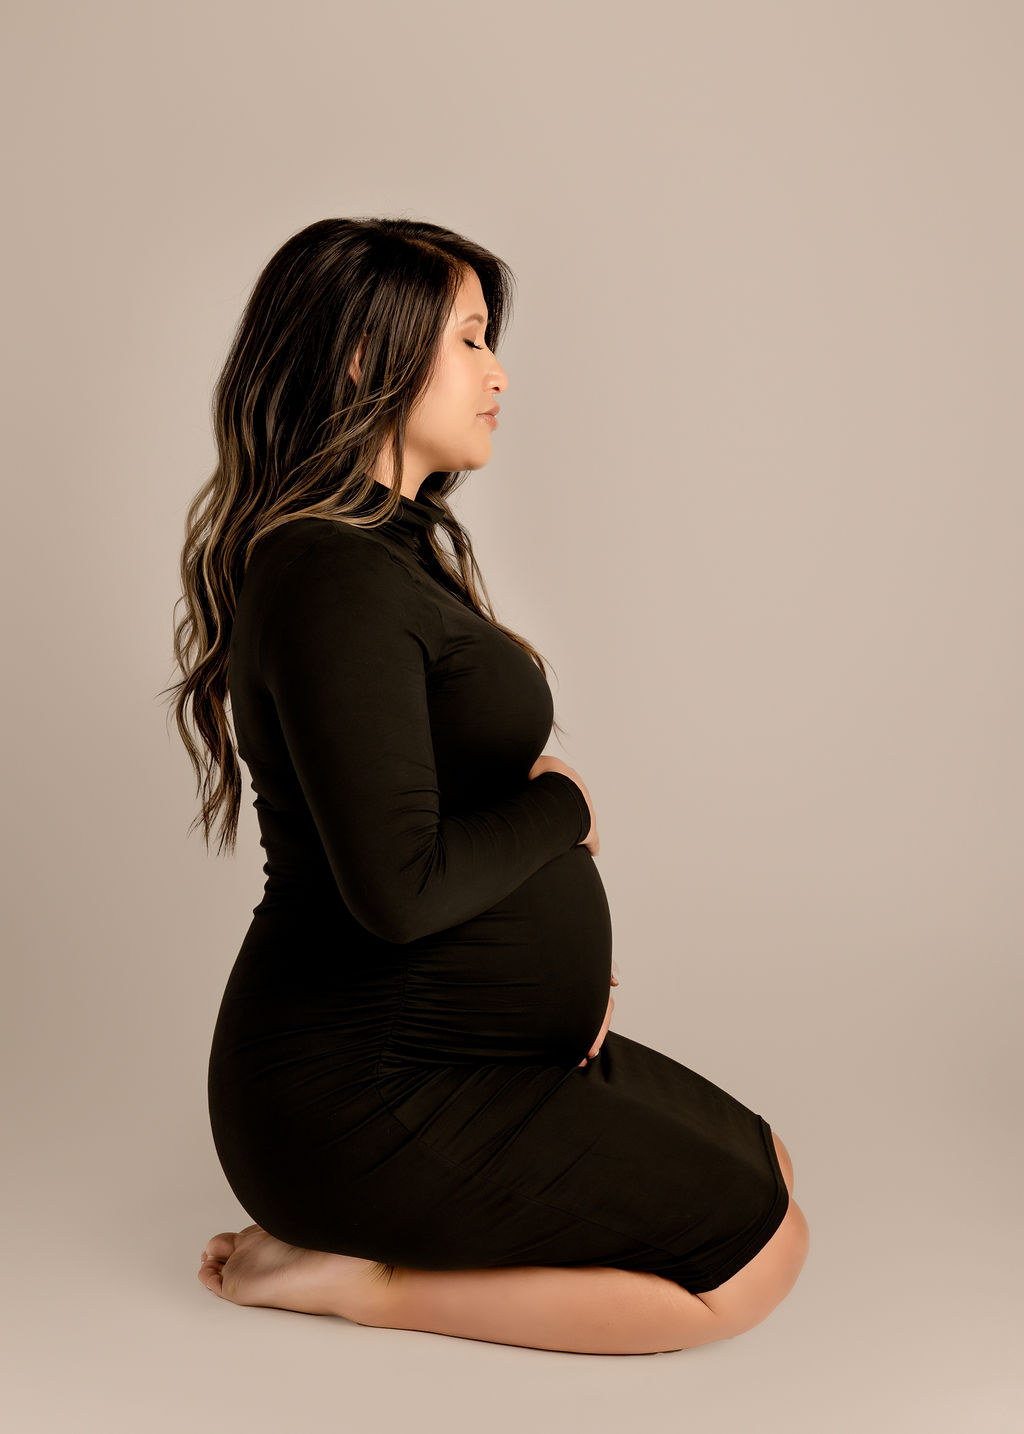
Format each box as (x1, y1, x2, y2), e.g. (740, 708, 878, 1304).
(528, 754, 598, 856)
(578, 986, 615, 1067)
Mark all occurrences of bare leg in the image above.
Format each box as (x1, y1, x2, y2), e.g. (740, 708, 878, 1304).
(198, 1225, 724, 1355)
(365, 1260, 728, 1355)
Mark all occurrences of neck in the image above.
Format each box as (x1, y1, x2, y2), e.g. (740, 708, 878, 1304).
(373, 476, 423, 502)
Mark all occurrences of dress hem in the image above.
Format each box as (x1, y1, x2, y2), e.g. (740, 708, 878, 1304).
(682, 1115, 792, 1295)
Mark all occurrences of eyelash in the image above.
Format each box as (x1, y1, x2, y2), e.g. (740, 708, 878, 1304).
(464, 340, 485, 351)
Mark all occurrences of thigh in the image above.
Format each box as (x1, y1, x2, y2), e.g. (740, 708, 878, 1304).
(375, 1029, 793, 1295)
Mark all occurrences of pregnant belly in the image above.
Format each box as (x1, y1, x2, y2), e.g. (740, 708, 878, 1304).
(388, 846, 614, 1067)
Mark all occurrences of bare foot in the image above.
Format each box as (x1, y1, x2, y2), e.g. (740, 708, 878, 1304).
(197, 1224, 392, 1324)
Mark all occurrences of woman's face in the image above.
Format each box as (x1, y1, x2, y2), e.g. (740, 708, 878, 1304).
(359, 266, 509, 498)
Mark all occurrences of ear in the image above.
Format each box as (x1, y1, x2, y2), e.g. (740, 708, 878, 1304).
(348, 332, 369, 385)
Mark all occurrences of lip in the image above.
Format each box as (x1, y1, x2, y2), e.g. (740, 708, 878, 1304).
(478, 413, 499, 428)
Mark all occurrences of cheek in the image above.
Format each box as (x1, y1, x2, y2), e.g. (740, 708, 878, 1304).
(431, 373, 475, 425)
(410, 356, 476, 438)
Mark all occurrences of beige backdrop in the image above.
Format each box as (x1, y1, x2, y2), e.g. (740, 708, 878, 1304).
(3, 0, 1020, 1429)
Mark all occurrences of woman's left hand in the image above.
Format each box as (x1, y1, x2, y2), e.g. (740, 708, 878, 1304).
(578, 961, 620, 1067)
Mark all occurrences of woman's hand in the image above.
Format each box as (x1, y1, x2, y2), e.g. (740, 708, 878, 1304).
(578, 961, 620, 1067)
(528, 754, 598, 856)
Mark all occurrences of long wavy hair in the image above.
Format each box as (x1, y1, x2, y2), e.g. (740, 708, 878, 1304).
(160, 216, 567, 858)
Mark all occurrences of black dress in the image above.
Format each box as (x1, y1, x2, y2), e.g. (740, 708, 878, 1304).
(207, 491, 790, 1294)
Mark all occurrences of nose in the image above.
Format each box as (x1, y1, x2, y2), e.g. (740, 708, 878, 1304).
(488, 357, 509, 394)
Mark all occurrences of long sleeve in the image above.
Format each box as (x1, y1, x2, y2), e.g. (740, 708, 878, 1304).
(257, 529, 591, 944)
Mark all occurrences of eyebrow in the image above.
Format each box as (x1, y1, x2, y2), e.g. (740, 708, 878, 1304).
(457, 312, 489, 326)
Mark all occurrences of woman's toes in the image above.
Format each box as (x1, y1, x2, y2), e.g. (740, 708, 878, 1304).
(197, 1230, 240, 1297)
(204, 1231, 238, 1262)
(198, 1256, 225, 1296)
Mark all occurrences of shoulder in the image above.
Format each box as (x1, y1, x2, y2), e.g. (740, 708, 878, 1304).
(246, 516, 430, 604)
(249, 515, 403, 575)
(247, 517, 443, 651)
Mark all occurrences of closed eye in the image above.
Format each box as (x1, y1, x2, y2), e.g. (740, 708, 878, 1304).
(464, 340, 484, 350)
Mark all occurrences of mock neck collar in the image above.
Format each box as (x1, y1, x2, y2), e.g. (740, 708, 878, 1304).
(362, 481, 441, 533)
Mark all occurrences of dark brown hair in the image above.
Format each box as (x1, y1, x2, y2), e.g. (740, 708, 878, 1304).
(160, 216, 565, 857)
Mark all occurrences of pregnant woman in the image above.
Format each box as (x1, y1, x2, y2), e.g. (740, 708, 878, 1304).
(169, 216, 809, 1356)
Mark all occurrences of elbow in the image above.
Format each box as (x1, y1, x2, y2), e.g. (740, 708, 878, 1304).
(369, 916, 423, 945)
(351, 898, 428, 946)
(334, 862, 440, 944)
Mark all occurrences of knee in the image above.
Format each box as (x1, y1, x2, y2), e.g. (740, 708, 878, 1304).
(783, 1194, 810, 1268)
(778, 1196, 811, 1308)
(771, 1129, 795, 1195)
(740, 1196, 810, 1323)
(697, 1196, 810, 1335)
